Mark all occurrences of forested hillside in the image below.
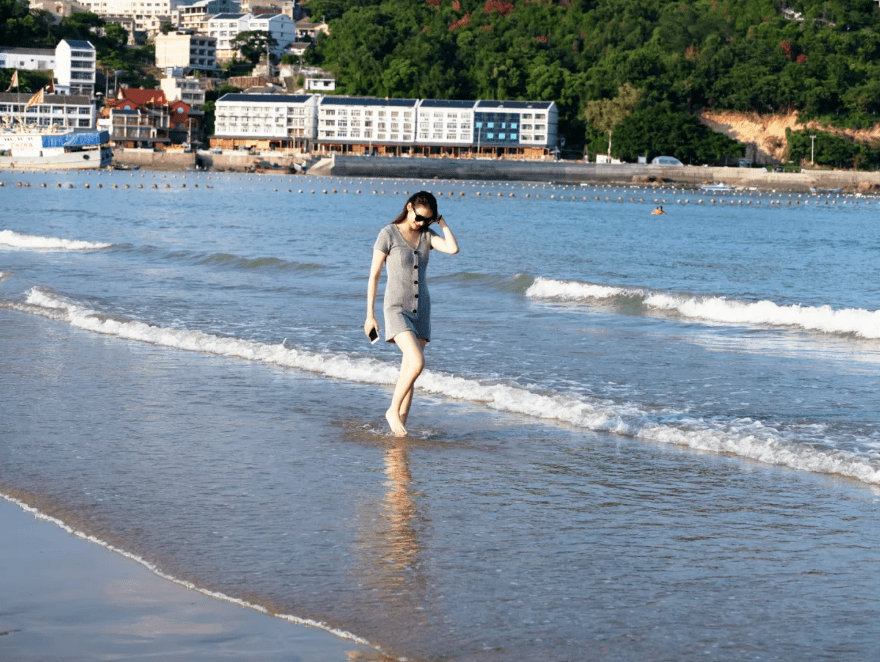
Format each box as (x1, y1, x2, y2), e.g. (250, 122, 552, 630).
(304, 0, 880, 164)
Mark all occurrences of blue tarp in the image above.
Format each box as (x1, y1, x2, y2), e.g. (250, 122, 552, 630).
(40, 131, 109, 148)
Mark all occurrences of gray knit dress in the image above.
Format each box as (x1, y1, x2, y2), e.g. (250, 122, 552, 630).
(374, 224, 440, 343)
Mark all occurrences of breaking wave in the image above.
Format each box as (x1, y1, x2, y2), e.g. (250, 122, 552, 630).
(0, 229, 112, 251)
(4, 287, 879, 485)
(526, 277, 880, 339)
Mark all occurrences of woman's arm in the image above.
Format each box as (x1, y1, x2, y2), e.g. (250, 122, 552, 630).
(365, 249, 386, 337)
(430, 217, 459, 254)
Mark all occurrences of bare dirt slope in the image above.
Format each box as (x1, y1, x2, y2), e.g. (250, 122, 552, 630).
(699, 110, 880, 164)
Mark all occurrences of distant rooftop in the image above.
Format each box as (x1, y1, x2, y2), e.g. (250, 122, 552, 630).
(475, 100, 554, 110)
(219, 93, 313, 103)
(0, 47, 54, 56)
(319, 97, 418, 107)
(419, 99, 478, 109)
(61, 39, 95, 49)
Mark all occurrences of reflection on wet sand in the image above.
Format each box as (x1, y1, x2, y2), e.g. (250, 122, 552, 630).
(351, 440, 430, 658)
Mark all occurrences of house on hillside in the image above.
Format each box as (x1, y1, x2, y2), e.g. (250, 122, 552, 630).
(155, 33, 218, 71)
(0, 92, 95, 129)
(101, 88, 202, 147)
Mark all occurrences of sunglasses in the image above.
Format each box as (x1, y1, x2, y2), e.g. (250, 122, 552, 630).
(414, 212, 436, 224)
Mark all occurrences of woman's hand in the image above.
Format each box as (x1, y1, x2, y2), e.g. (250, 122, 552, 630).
(364, 316, 379, 339)
(430, 216, 459, 254)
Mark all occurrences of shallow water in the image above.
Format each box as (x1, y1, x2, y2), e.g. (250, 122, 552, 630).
(2, 170, 880, 660)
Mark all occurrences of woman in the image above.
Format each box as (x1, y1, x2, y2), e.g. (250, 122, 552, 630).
(365, 191, 459, 437)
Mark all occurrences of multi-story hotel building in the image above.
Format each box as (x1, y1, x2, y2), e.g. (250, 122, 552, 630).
(155, 33, 218, 71)
(417, 99, 475, 147)
(0, 40, 97, 97)
(76, 0, 184, 38)
(212, 93, 318, 150)
(316, 97, 417, 152)
(210, 93, 558, 157)
(207, 12, 298, 62)
(0, 93, 95, 129)
(176, 0, 240, 33)
(54, 39, 96, 96)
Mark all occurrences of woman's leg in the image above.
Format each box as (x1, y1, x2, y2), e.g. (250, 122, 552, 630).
(385, 332, 426, 437)
(399, 337, 427, 426)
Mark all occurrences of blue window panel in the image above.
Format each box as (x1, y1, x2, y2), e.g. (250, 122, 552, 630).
(511, 123, 518, 129)
(499, 133, 506, 139)
(487, 133, 494, 139)
(487, 122, 494, 128)
(511, 133, 518, 140)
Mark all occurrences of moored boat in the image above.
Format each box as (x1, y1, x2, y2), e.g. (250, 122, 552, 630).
(700, 181, 736, 192)
(0, 127, 112, 169)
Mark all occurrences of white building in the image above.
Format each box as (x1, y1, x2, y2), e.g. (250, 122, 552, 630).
(0, 47, 56, 73)
(249, 14, 297, 56)
(0, 40, 96, 97)
(207, 12, 253, 61)
(207, 12, 296, 60)
(155, 33, 217, 70)
(417, 99, 475, 146)
(474, 100, 557, 149)
(213, 92, 318, 149)
(76, 0, 185, 36)
(176, 0, 240, 33)
(54, 39, 96, 96)
(160, 72, 209, 106)
(304, 77, 334, 92)
(27, 0, 90, 18)
(0, 92, 95, 129)
(317, 97, 417, 146)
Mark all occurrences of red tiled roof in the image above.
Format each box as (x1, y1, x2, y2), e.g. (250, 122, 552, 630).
(116, 88, 168, 107)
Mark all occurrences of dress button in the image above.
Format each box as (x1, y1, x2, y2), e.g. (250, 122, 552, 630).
(413, 264, 418, 269)
(414, 250, 418, 255)
(414, 280, 418, 284)
(412, 309, 418, 313)
(414, 294, 418, 299)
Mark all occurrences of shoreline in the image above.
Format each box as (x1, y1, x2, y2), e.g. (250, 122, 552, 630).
(0, 494, 380, 662)
(104, 149, 880, 192)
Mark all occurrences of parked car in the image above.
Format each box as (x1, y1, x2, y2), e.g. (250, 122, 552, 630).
(651, 156, 684, 166)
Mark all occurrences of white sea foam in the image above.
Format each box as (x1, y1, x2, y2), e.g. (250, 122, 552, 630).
(526, 277, 880, 339)
(0, 229, 112, 251)
(525, 277, 644, 301)
(0, 493, 382, 653)
(9, 287, 880, 486)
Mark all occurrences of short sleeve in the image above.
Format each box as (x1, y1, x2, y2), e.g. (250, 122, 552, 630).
(374, 226, 393, 255)
(427, 226, 441, 250)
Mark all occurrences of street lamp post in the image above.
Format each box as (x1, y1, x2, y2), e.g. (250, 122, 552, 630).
(810, 134, 816, 165)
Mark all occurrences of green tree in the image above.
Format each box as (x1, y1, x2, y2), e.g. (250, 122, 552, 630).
(583, 82, 642, 157)
(231, 31, 279, 65)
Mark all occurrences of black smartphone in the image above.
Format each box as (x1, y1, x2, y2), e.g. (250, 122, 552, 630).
(368, 327, 379, 343)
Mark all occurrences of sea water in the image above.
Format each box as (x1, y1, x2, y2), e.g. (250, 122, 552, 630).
(1, 170, 879, 661)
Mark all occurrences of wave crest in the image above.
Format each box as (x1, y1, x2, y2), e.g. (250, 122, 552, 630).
(0, 229, 112, 251)
(5, 287, 880, 486)
(526, 277, 880, 339)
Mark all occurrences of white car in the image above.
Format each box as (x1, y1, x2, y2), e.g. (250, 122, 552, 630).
(651, 156, 684, 166)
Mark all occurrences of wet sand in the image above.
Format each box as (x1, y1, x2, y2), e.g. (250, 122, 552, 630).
(0, 497, 379, 662)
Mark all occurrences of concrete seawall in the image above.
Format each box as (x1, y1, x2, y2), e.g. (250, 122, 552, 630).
(111, 150, 880, 191)
(113, 149, 311, 173)
(324, 155, 880, 192)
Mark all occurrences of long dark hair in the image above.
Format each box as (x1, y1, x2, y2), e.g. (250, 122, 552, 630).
(392, 191, 438, 231)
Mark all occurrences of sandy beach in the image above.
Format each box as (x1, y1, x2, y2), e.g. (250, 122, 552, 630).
(0, 497, 379, 662)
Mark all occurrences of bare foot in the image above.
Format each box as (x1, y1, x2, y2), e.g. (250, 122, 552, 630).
(385, 408, 408, 437)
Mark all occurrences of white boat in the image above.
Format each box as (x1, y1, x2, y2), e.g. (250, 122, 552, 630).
(700, 182, 736, 192)
(0, 127, 112, 169)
